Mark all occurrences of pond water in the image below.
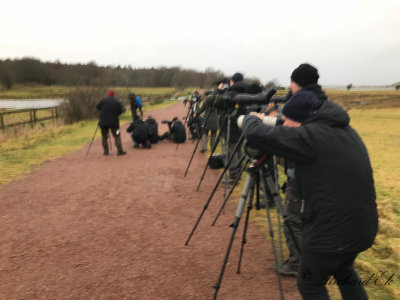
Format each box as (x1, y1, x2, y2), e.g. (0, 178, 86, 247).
(0, 99, 64, 110)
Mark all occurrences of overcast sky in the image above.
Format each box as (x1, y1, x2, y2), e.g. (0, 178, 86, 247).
(1, 0, 399, 86)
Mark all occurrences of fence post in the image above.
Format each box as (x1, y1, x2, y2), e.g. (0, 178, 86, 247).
(0, 113, 4, 130)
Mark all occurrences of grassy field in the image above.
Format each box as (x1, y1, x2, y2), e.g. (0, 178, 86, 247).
(0, 84, 182, 99)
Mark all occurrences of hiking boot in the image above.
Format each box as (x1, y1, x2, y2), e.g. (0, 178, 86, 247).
(275, 260, 298, 277)
(103, 150, 109, 156)
(117, 150, 127, 156)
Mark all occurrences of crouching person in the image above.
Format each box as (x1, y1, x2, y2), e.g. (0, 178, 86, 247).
(144, 116, 159, 144)
(159, 117, 186, 143)
(126, 117, 151, 149)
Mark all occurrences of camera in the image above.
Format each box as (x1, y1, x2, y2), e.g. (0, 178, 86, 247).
(161, 117, 178, 125)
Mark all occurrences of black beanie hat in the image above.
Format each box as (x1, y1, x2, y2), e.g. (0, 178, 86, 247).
(290, 63, 319, 87)
(231, 72, 244, 82)
(282, 91, 319, 123)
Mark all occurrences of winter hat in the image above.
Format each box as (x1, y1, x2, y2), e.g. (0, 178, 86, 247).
(107, 90, 115, 97)
(290, 63, 319, 87)
(231, 72, 244, 83)
(282, 91, 319, 123)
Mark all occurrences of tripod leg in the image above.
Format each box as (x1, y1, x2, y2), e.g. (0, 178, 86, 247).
(185, 135, 244, 246)
(212, 173, 255, 300)
(184, 109, 212, 177)
(196, 114, 228, 192)
(85, 124, 99, 157)
(259, 168, 285, 300)
(211, 156, 250, 226)
(261, 168, 301, 255)
(237, 174, 256, 274)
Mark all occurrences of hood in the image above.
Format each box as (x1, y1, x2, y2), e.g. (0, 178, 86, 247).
(304, 101, 350, 127)
(303, 84, 328, 102)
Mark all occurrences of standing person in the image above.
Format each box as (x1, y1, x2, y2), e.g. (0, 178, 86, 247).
(195, 88, 219, 153)
(225, 72, 248, 183)
(239, 91, 378, 300)
(129, 92, 143, 121)
(277, 63, 326, 276)
(96, 90, 127, 156)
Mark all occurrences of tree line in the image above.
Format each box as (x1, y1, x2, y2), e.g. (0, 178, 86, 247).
(0, 57, 233, 89)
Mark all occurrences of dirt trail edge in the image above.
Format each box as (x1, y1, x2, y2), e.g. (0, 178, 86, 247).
(0, 102, 300, 300)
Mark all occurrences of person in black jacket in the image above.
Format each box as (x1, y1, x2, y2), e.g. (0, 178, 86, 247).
(96, 90, 126, 156)
(126, 117, 151, 149)
(159, 117, 186, 143)
(239, 91, 378, 300)
(144, 116, 159, 144)
(225, 72, 248, 183)
(277, 63, 326, 277)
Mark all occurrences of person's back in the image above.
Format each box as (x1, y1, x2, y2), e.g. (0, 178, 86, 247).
(297, 101, 377, 253)
(171, 120, 186, 143)
(144, 117, 159, 144)
(96, 90, 126, 155)
(97, 96, 124, 128)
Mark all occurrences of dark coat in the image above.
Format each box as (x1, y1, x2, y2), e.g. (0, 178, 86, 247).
(171, 121, 186, 143)
(196, 96, 219, 131)
(96, 96, 125, 128)
(303, 83, 328, 102)
(241, 101, 378, 254)
(144, 118, 159, 143)
(127, 119, 148, 142)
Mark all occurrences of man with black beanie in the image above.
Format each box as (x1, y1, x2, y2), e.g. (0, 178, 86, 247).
(238, 91, 378, 300)
(290, 63, 328, 101)
(224, 72, 248, 183)
(275, 63, 329, 277)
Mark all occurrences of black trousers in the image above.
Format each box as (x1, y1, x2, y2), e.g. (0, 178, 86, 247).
(283, 178, 302, 267)
(297, 248, 368, 300)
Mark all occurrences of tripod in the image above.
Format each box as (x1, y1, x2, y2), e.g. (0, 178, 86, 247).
(183, 108, 212, 177)
(212, 154, 300, 300)
(85, 123, 99, 157)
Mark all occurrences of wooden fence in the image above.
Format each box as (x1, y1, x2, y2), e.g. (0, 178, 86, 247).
(0, 107, 59, 130)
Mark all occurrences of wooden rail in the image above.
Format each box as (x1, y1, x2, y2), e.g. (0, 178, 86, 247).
(0, 107, 59, 130)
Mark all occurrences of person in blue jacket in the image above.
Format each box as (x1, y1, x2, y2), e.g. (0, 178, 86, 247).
(129, 92, 143, 121)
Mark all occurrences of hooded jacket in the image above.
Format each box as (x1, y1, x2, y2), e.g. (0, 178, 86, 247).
(96, 96, 125, 128)
(242, 101, 378, 254)
(127, 119, 148, 142)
